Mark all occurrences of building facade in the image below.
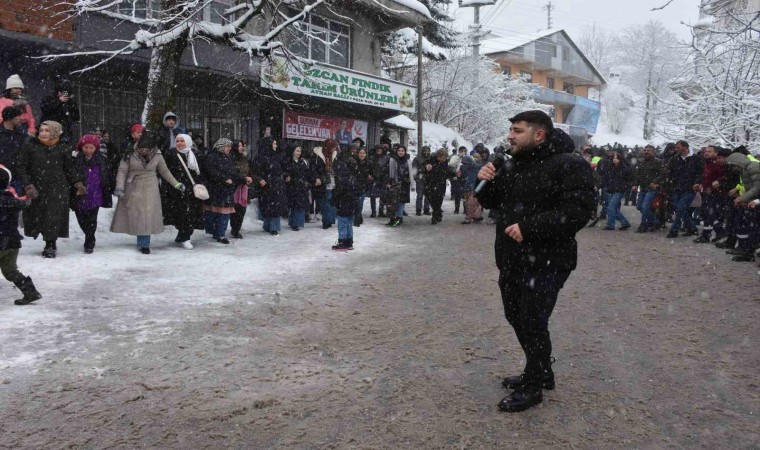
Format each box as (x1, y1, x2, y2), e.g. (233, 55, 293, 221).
(0, 0, 428, 151)
(482, 29, 606, 136)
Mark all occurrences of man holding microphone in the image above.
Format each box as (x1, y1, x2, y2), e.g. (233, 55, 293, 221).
(476, 110, 595, 412)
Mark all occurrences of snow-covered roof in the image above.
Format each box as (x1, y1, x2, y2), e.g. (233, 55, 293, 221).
(480, 28, 564, 55)
(383, 114, 417, 129)
(388, 0, 432, 19)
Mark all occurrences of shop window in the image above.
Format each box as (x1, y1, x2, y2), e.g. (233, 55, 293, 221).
(547, 77, 555, 89)
(520, 71, 533, 83)
(286, 12, 350, 68)
(564, 83, 575, 95)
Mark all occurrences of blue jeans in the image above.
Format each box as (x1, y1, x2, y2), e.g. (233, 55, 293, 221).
(204, 212, 230, 239)
(137, 235, 151, 248)
(606, 192, 630, 228)
(263, 217, 281, 232)
(396, 203, 405, 218)
(288, 209, 305, 228)
(671, 192, 697, 233)
(337, 215, 354, 240)
(599, 188, 609, 217)
(355, 193, 366, 217)
(636, 190, 659, 229)
(318, 191, 336, 226)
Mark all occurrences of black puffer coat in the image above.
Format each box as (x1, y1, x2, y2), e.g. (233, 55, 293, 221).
(476, 129, 595, 273)
(355, 157, 373, 193)
(161, 148, 205, 229)
(332, 155, 359, 216)
(0, 191, 26, 251)
(424, 157, 455, 197)
(386, 153, 413, 204)
(202, 149, 245, 209)
(285, 157, 312, 210)
(252, 138, 288, 218)
(602, 163, 633, 194)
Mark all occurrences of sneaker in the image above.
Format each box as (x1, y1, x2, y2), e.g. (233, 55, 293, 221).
(369, 212, 377, 218)
(390, 218, 402, 227)
(270, 231, 279, 236)
(423, 211, 431, 216)
(42, 245, 56, 259)
(291, 226, 300, 231)
(216, 238, 230, 244)
(231, 231, 243, 239)
(416, 210, 422, 216)
(181, 241, 194, 250)
(139, 247, 151, 254)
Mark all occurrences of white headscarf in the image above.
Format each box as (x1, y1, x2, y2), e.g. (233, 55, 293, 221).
(175, 133, 200, 174)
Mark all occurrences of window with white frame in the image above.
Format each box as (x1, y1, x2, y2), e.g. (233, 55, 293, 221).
(117, 0, 162, 19)
(286, 13, 350, 68)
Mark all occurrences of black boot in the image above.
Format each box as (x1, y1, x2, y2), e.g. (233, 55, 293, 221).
(42, 241, 56, 259)
(332, 239, 347, 251)
(715, 235, 737, 249)
(14, 277, 42, 306)
(84, 237, 95, 254)
(731, 251, 756, 262)
(416, 210, 422, 216)
(345, 238, 354, 250)
(498, 386, 543, 412)
(502, 372, 555, 390)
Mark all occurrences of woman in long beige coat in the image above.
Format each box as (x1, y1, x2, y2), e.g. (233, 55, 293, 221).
(110, 132, 185, 254)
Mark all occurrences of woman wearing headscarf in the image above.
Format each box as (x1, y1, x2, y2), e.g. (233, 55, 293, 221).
(71, 134, 112, 254)
(353, 147, 373, 226)
(252, 136, 288, 235)
(312, 138, 338, 229)
(285, 145, 311, 231)
(230, 140, 252, 239)
(110, 132, 185, 254)
(202, 138, 252, 243)
(385, 145, 414, 227)
(16, 120, 85, 258)
(161, 133, 205, 249)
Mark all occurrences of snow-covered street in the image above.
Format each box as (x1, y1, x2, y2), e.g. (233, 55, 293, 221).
(1, 203, 757, 448)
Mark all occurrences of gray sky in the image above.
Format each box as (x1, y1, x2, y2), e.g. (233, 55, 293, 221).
(451, 0, 702, 45)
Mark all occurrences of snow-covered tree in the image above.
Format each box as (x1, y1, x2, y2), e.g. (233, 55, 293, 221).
(382, 0, 458, 60)
(611, 20, 683, 140)
(41, 0, 326, 129)
(410, 50, 547, 145)
(663, 5, 760, 148)
(576, 23, 617, 78)
(602, 84, 636, 135)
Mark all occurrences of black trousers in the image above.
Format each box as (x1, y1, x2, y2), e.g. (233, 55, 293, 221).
(428, 185, 445, 221)
(74, 208, 99, 247)
(498, 269, 571, 389)
(231, 205, 247, 233)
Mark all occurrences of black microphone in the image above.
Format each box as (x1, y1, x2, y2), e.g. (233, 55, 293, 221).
(475, 154, 507, 194)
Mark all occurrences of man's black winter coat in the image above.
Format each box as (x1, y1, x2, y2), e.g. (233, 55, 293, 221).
(476, 130, 595, 273)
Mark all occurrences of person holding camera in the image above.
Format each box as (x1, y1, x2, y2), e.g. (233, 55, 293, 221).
(40, 76, 80, 144)
(476, 110, 595, 412)
(0, 75, 35, 136)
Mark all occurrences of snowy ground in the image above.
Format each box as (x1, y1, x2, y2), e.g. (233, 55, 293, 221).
(0, 199, 758, 448)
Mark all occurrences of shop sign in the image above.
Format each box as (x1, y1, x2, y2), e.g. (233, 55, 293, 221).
(262, 59, 416, 113)
(283, 110, 368, 144)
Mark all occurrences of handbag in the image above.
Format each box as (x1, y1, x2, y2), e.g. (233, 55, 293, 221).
(176, 153, 209, 200)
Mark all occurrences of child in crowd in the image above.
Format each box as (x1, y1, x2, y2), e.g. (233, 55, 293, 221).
(72, 134, 112, 254)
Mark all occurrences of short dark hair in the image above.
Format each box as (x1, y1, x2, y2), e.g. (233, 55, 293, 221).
(676, 140, 689, 149)
(509, 110, 554, 134)
(1, 106, 22, 122)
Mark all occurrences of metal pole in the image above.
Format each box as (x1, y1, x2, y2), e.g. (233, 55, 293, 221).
(417, 24, 423, 152)
(472, 5, 481, 87)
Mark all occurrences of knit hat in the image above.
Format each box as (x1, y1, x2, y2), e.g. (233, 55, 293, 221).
(77, 134, 101, 152)
(130, 123, 145, 134)
(213, 137, 232, 152)
(1, 105, 22, 122)
(5, 74, 24, 90)
(0, 165, 11, 191)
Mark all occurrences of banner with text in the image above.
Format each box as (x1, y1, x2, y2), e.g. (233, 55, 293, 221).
(262, 59, 416, 113)
(283, 110, 368, 144)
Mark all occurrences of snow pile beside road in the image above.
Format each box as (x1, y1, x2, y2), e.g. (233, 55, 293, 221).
(410, 121, 473, 154)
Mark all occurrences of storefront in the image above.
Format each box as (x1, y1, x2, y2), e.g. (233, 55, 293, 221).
(256, 59, 417, 154)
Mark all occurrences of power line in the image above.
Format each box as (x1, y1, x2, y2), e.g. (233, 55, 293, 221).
(542, 0, 554, 29)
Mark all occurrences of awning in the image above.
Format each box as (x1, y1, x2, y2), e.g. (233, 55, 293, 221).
(383, 114, 417, 130)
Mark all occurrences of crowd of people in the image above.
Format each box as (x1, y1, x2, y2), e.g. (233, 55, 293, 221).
(0, 73, 758, 307)
(582, 141, 760, 265)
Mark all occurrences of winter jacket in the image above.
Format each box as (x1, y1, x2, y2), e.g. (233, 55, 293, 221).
(70, 151, 113, 210)
(40, 95, 79, 142)
(110, 150, 180, 235)
(285, 158, 312, 210)
(355, 157, 373, 193)
(476, 129, 595, 273)
(604, 163, 633, 193)
(0, 190, 26, 250)
(16, 137, 82, 240)
(161, 147, 205, 230)
(701, 159, 726, 194)
(726, 153, 760, 203)
(667, 151, 704, 193)
(312, 146, 337, 199)
(0, 97, 35, 135)
(368, 153, 389, 198)
(157, 112, 186, 151)
(634, 157, 665, 190)
(386, 153, 413, 204)
(203, 150, 246, 210)
(0, 126, 26, 182)
(412, 151, 431, 181)
(251, 141, 288, 218)
(424, 157, 456, 198)
(332, 156, 359, 216)
(460, 155, 484, 193)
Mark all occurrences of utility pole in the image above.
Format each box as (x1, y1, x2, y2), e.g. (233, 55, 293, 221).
(417, 24, 424, 152)
(542, 0, 554, 29)
(459, 0, 496, 87)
